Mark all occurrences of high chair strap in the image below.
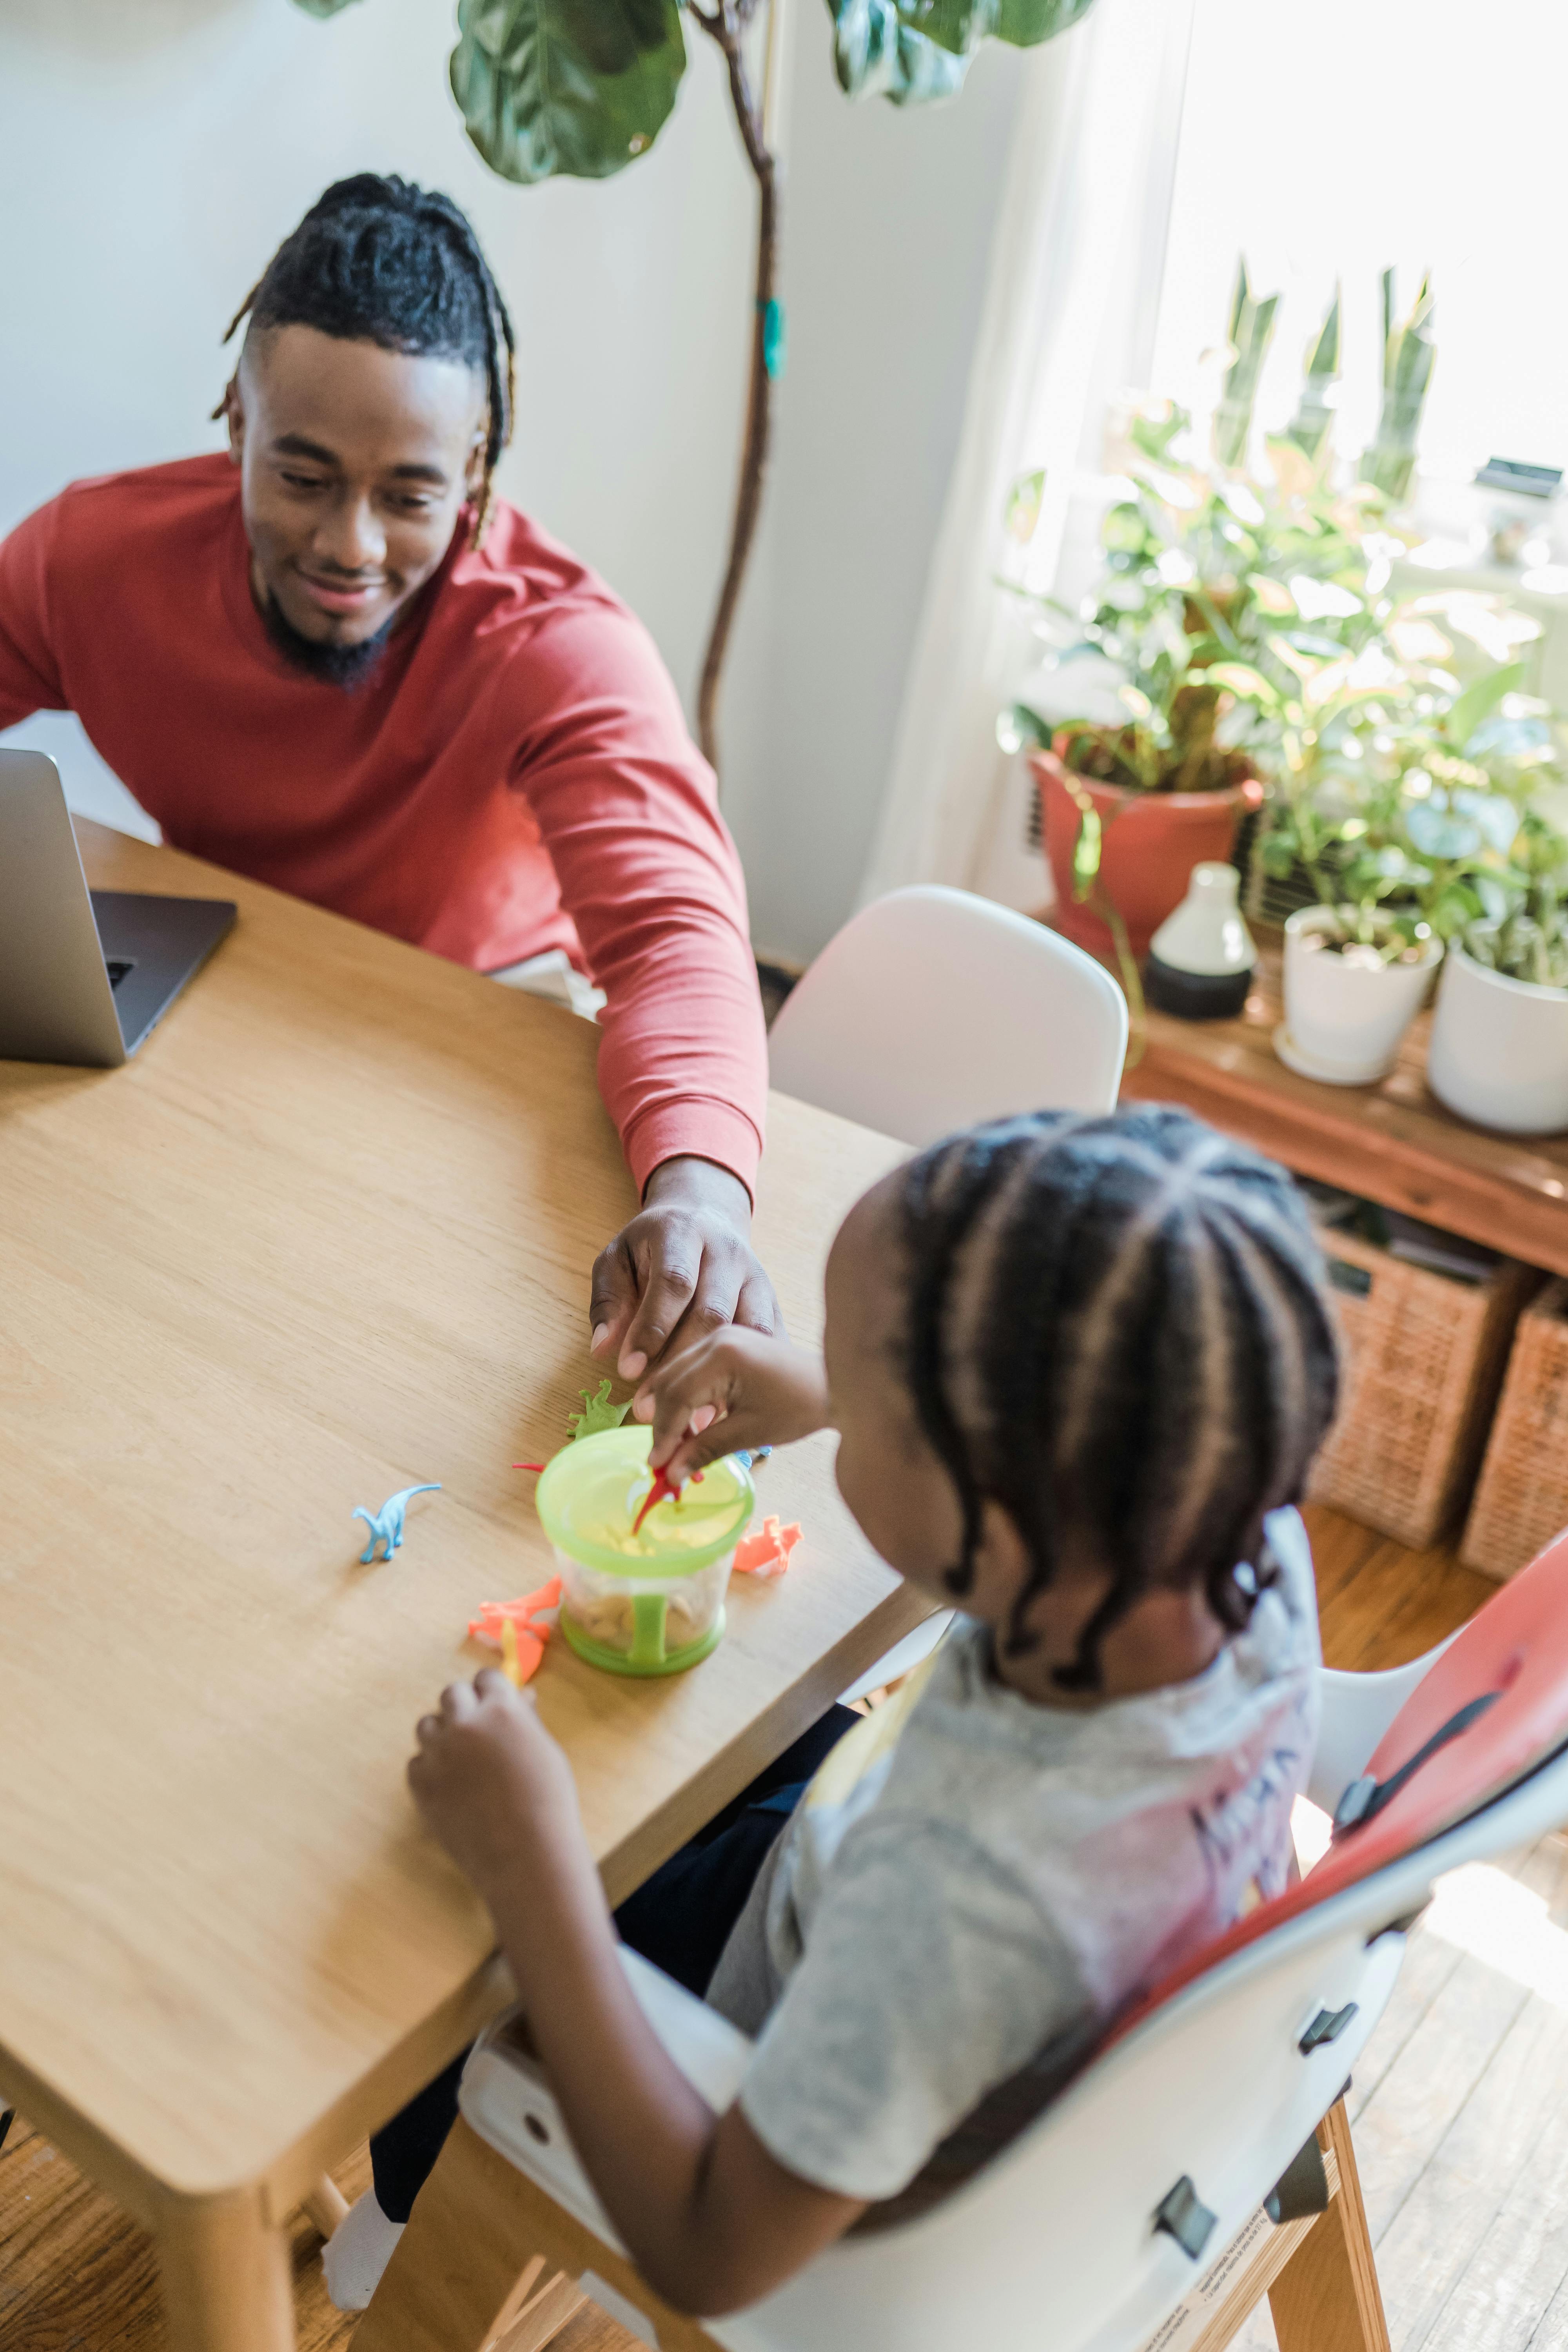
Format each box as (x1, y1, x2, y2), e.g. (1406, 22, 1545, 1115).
(1333, 1692, 1501, 1836)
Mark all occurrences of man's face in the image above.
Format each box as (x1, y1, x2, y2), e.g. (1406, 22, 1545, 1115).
(228, 324, 488, 649)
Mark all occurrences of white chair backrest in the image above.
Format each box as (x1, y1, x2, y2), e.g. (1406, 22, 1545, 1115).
(767, 887, 1127, 1147)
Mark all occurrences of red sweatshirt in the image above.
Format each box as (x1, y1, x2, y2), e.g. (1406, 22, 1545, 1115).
(0, 455, 766, 1195)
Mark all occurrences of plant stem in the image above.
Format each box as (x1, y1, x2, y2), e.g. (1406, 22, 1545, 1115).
(1091, 886, 1145, 1068)
(690, 0, 779, 784)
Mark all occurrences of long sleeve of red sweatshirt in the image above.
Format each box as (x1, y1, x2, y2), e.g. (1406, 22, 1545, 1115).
(0, 457, 767, 1195)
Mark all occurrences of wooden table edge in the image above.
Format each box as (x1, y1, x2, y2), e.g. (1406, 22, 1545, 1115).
(2, 1583, 934, 2224)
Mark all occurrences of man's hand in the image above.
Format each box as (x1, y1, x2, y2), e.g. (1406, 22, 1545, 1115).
(590, 1156, 780, 1384)
(633, 1327, 830, 1487)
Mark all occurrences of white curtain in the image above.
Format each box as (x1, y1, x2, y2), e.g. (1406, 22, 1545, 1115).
(857, 0, 1196, 911)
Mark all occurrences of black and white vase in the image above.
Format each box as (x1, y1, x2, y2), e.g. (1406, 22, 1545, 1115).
(1144, 862, 1257, 1020)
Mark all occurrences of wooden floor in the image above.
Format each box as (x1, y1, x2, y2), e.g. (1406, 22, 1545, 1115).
(0, 1505, 1549, 2352)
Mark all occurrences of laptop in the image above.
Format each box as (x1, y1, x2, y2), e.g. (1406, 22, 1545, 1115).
(0, 748, 236, 1065)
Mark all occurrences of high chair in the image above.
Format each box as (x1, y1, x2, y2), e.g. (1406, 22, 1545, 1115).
(354, 1524, 1568, 2352)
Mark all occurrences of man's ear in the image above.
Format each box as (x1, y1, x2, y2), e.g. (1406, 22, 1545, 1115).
(464, 423, 489, 501)
(214, 375, 245, 465)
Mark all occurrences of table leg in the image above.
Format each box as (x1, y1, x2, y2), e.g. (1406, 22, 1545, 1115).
(157, 2187, 296, 2352)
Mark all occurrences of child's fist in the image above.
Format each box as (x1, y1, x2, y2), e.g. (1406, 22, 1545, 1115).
(409, 1671, 579, 1896)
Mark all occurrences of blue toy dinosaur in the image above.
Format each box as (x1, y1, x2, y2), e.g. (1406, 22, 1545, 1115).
(353, 1483, 441, 1563)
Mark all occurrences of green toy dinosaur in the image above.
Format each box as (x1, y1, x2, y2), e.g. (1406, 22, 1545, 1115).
(567, 1379, 631, 1442)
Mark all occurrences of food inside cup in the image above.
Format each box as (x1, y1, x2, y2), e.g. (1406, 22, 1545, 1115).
(534, 1426, 756, 1675)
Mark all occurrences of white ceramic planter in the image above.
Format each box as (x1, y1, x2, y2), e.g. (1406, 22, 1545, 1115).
(1278, 907, 1443, 1085)
(1427, 945, 1568, 1135)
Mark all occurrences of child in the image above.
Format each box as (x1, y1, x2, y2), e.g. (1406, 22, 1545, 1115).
(345, 1105, 1339, 2318)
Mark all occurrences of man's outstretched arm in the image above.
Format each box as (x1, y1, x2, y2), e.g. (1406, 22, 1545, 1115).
(512, 598, 779, 1373)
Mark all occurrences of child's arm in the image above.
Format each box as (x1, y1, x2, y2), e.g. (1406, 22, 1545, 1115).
(409, 1675, 866, 2316)
(632, 1325, 831, 1485)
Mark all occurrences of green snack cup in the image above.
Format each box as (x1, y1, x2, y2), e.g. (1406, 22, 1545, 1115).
(535, 1425, 755, 1677)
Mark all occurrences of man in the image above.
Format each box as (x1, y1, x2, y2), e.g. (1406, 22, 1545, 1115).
(0, 173, 776, 1376)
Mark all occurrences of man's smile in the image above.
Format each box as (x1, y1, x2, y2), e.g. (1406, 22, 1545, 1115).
(294, 565, 389, 617)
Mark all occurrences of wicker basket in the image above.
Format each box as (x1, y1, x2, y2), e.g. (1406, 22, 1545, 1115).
(1461, 1280, 1568, 1579)
(1307, 1228, 1538, 1548)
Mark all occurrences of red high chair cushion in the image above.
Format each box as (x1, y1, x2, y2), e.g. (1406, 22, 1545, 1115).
(1108, 1526, 1568, 2045)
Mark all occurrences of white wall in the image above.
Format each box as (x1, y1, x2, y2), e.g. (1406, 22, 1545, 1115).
(730, 36, 1024, 960)
(0, 0, 1022, 960)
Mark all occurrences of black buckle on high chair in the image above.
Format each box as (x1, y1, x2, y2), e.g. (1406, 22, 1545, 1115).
(1333, 1692, 1501, 1836)
(1298, 2001, 1358, 2054)
(1153, 2174, 1218, 2260)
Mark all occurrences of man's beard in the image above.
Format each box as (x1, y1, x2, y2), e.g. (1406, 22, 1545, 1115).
(260, 586, 395, 689)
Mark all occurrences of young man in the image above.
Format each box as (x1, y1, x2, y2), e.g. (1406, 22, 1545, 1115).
(0, 174, 776, 1375)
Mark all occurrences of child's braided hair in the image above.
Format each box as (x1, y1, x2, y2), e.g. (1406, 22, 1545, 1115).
(897, 1105, 1339, 1691)
(214, 173, 516, 546)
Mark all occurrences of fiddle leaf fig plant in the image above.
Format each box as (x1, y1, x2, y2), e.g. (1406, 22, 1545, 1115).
(828, 0, 969, 100)
(451, 0, 690, 181)
(289, 0, 1100, 777)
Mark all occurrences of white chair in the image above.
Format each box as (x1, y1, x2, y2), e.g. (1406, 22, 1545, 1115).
(768, 886, 1128, 1702)
(766, 885, 1128, 1149)
(354, 1528, 1568, 2352)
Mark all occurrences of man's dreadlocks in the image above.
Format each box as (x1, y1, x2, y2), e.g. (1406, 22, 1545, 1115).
(216, 172, 516, 545)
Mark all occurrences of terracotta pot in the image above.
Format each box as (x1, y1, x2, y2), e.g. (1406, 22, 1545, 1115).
(1032, 745, 1264, 963)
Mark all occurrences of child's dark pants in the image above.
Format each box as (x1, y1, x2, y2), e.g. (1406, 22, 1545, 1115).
(369, 1706, 858, 2224)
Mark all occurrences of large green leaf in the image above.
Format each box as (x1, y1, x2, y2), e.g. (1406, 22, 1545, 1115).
(869, 0, 1094, 55)
(828, 0, 971, 101)
(451, 0, 687, 184)
(1444, 658, 1523, 753)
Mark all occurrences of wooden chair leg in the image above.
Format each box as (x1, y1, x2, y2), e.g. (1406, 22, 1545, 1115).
(0, 2108, 15, 2155)
(301, 2171, 350, 2239)
(355, 2116, 716, 2352)
(1268, 2100, 1392, 2352)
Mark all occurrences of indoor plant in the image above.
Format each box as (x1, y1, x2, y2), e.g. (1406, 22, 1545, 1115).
(1359, 269, 1437, 507)
(1013, 686, 1263, 968)
(292, 0, 1101, 778)
(1428, 824, 1568, 1134)
(1251, 661, 1558, 1083)
(1278, 903, 1441, 1085)
(1259, 667, 1563, 1085)
(1006, 380, 1384, 970)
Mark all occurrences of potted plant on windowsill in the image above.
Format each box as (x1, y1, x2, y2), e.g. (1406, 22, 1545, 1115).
(1278, 902, 1442, 1084)
(1003, 380, 1378, 974)
(1228, 584, 1564, 1085)
(1428, 828, 1568, 1134)
(1014, 684, 1263, 967)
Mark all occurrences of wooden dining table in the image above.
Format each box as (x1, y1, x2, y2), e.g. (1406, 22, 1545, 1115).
(0, 820, 922, 2352)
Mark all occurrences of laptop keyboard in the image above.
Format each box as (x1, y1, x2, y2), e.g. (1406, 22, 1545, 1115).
(106, 959, 134, 990)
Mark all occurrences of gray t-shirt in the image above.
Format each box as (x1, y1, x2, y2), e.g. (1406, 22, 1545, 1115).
(706, 1507, 1320, 2202)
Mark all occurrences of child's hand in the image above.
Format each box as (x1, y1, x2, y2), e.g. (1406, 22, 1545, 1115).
(632, 1327, 830, 1483)
(408, 1671, 581, 1903)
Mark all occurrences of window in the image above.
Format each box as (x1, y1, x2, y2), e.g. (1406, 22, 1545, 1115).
(1151, 0, 1568, 486)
